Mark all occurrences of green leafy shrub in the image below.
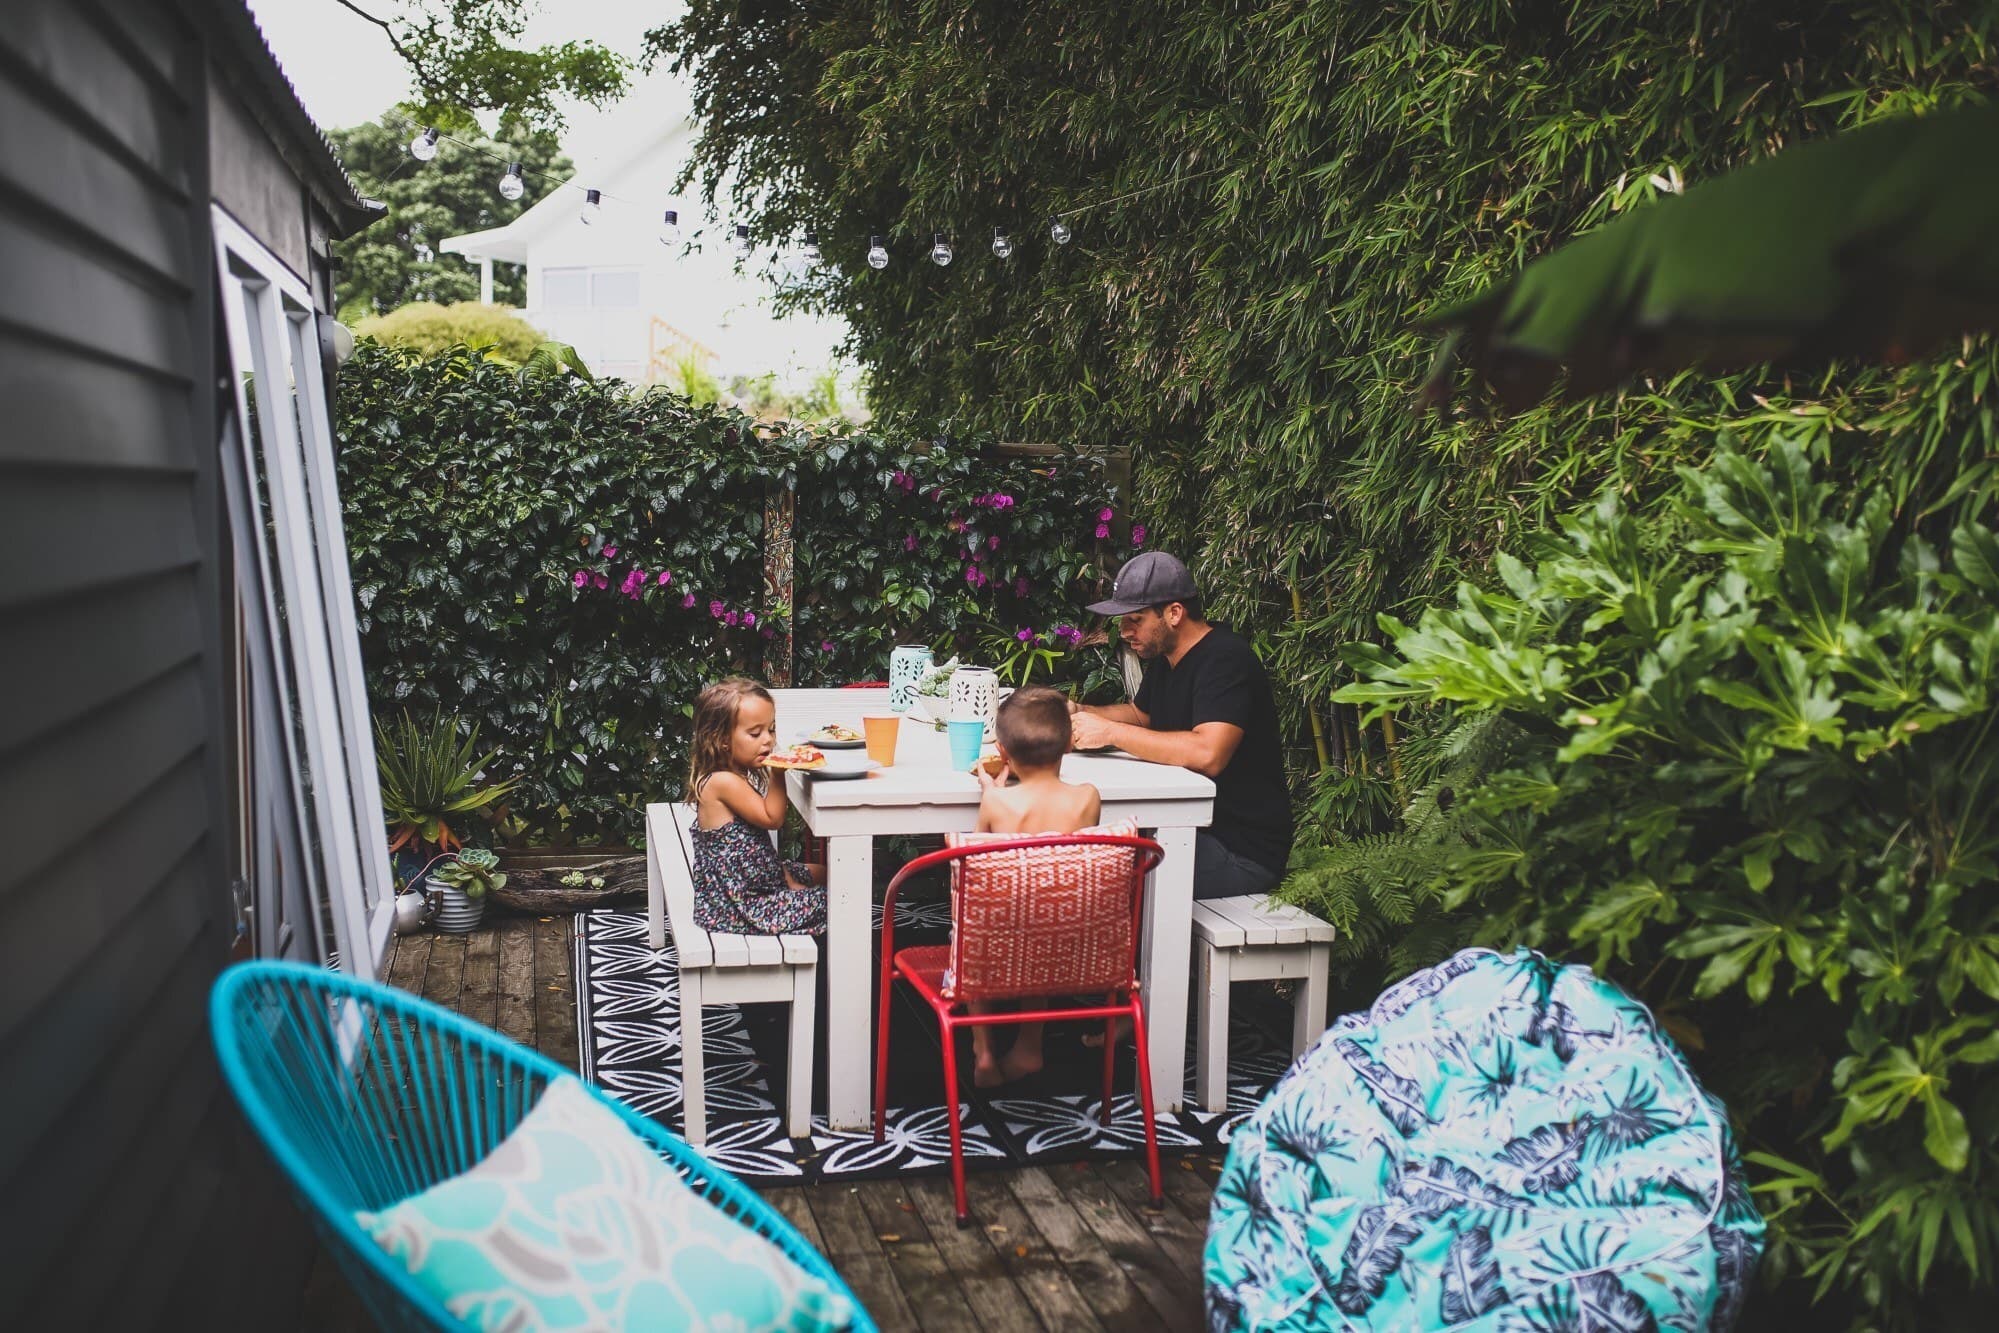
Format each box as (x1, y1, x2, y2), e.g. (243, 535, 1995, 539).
(1323, 439, 1999, 1326)
(353, 301, 547, 362)
(335, 343, 1124, 843)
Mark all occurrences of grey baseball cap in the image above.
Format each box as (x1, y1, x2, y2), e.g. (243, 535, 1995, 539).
(1086, 551, 1199, 616)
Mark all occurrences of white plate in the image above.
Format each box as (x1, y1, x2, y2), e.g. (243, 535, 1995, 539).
(805, 753, 881, 780)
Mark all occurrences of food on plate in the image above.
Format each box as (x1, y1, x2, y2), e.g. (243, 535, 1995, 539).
(810, 723, 863, 743)
(762, 744, 827, 770)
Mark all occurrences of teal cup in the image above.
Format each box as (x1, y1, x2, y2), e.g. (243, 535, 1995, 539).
(947, 718, 986, 773)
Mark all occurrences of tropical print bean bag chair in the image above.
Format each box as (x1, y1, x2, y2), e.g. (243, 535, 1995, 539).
(1205, 949, 1764, 1331)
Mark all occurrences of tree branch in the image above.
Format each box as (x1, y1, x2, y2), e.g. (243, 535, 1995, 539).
(331, 0, 432, 94)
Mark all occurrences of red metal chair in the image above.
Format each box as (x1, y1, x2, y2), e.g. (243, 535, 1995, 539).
(873, 832, 1166, 1225)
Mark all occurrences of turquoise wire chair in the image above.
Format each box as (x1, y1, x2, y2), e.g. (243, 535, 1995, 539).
(211, 960, 872, 1331)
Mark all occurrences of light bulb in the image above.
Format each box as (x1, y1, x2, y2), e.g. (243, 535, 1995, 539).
(991, 227, 1013, 260)
(867, 235, 889, 269)
(409, 127, 439, 162)
(929, 232, 953, 266)
(1049, 214, 1072, 245)
(658, 209, 680, 247)
(801, 230, 821, 265)
(579, 188, 602, 226)
(732, 223, 752, 264)
(497, 162, 524, 201)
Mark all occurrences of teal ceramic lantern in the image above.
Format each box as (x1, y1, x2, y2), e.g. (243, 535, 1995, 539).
(888, 644, 932, 713)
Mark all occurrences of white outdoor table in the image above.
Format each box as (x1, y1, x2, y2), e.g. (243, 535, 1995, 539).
(771, 687, 1215, 1131)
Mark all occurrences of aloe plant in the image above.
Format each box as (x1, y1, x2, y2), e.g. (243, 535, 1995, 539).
(374, 711, 516, 859)
(430, 848, 507, 901)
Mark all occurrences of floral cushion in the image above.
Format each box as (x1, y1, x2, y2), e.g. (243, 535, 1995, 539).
(1205, 948, 1765, 1332)
(942, 820, 1142, 999)
(356, 1076, 854, 1331)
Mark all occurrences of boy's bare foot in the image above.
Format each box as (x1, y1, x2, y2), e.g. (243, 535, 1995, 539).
(1080, 1016, 1134, 1049)
(972, 1054, 1007, 1088)
(999, 1045, 1044, 1082)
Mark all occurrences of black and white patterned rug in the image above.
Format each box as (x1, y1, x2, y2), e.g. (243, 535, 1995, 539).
(574, 906, 1296, 1183)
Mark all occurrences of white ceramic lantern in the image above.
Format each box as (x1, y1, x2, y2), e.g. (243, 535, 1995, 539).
(949, 666, 1000, 731)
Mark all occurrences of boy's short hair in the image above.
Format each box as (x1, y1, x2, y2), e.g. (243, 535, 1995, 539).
(995, 686, 1072, 769)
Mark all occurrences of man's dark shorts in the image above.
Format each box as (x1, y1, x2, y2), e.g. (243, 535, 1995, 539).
(1193, 829, 1282, 900)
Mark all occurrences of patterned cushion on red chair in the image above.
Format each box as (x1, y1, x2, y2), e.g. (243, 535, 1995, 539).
(940, 821, 1141, 1001)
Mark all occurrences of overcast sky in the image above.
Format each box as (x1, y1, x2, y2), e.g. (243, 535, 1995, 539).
(247, 0, 683, 141)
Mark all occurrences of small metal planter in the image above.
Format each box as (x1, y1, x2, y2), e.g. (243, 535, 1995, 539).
(391, 891, 432, 935)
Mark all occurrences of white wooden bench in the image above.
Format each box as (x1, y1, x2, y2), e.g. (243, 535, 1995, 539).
(644, 802, 817, 1144)
(1193, 894, 1336, 1113)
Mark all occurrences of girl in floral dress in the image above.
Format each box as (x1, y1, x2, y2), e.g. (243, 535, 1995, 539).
(687, 677, 827, 935)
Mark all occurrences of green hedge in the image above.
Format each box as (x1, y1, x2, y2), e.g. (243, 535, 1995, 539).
(335, 343, 1124, 842)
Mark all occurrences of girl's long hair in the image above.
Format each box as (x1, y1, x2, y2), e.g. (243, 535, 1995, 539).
(688, 676, 773, 796)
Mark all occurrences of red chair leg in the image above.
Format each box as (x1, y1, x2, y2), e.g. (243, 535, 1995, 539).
(1100, 1014, 1117, 1127)
(873, 968, 894, 1143)
(937, 1015, 971, 1225)
(1126, 997, 1164, 1206)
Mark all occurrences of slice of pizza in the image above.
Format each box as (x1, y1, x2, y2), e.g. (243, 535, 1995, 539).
(810, 723, 863, 743)
(763, 743, 828, 770)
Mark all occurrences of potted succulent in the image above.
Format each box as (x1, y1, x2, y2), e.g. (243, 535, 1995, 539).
(375, 710, 517, 895)
(427, 848, 507, 933)
(912, 656, 961, 726)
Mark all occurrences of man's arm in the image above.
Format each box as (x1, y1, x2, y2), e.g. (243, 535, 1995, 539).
(1075, 700, 1148, 727)
(1070, 712, 1243, 779)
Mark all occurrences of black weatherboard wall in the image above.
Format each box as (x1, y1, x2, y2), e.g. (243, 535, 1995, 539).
(0, 1, 374, 1324)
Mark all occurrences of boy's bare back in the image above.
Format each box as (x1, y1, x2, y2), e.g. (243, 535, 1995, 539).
(976, 770, 1101, 835)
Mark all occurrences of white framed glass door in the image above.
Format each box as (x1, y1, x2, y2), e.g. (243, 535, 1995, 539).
(213, 205, 394, 979)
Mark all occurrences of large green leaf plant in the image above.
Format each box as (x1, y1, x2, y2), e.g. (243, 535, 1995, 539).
(1325, 439, 1999, 1323)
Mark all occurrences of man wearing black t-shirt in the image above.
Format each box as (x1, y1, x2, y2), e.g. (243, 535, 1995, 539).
(1071, 552, 1293, 899)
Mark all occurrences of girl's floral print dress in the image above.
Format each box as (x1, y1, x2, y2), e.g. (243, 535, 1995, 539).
(690, 782, 825, 936)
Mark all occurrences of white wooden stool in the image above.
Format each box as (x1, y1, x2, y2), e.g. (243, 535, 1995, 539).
(1192, 894, 1335, 1113)
(645, 802, 817, 1144)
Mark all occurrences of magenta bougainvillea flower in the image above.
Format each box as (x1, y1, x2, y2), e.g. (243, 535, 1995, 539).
(602, 545, 618, 559)
(725, 611, 741, 627)
(572, 569, 589, 588)
(1014, 576, 1031, 597)
(1094, 523, 1111, 540)
(709, 599, 726, 618)
(903, 534, 917, 552)
(820, 639, 836, 652)
(1015, 627, 1035, 643)
(892, 470, 915, 492)
(657, 569, 673, 585)
(592, 573, 609, 590)
(987, 534, 1001, 550)
(1131, 523, 1148, 546)
(1097, 507, 1114, 523)
(744, 610, 757, 628)
(965, 566, 985, 587)
(1054, 624, 1083, 646)
(683, 592, 698, 608)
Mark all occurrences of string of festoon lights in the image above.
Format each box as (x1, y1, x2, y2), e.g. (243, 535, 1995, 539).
(392, 114, 1220, 270)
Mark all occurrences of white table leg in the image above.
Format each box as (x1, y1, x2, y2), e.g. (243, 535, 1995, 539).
(1142, 825, 1196, 1114)
(823, 833, 874, 1130)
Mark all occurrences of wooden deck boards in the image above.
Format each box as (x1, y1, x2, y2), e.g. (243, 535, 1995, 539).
(302, 914, 1220, 1331)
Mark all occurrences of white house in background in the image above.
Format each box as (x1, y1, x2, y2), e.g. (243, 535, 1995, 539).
(442, 80, 846, 388)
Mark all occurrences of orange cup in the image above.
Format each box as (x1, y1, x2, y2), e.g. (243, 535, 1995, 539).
(861, 714, 900, 766)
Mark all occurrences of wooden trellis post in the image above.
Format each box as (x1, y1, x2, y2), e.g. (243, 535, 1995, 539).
(763, 484, 795, 686)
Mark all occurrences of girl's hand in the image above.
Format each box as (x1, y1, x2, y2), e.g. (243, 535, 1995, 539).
(974, 760, 1010, 790)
